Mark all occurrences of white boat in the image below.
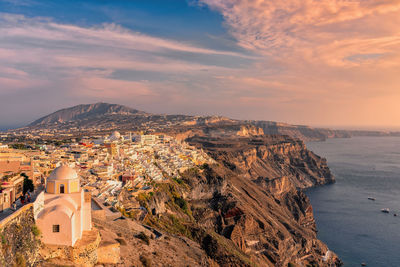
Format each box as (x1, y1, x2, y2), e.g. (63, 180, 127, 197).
(367, 197, 375, 201)
(381, 208, 390, 213)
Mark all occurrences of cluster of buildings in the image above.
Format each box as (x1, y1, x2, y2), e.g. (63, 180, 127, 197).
(0, 131, 214, 215)
(0, 149, 39, 211)
(84, 132, 214, 208)
(0, 131, 215, 265)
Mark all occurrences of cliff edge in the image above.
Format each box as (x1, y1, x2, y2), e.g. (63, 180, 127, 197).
(129, 135, 341, 266)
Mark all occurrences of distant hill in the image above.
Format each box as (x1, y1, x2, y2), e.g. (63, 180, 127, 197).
(251, 121, 352, 141)
(25, 103, 236, 135)
(30, 103, 146, 126)
(22, 102, 400, 141)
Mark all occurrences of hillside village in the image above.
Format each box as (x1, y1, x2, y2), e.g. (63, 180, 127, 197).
(1, 131, 213, 203)
(0, 104, 345, 267)
(0, 131, 215, 266)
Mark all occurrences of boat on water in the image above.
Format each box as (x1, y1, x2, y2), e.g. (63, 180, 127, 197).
(367, 197, 375, 201)
(381, 208, 390, 213)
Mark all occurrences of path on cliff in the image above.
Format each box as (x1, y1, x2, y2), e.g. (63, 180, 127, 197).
(0, 185, 43, 222)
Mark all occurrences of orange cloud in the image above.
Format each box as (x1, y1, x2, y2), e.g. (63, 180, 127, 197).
(201, 0, 400, 60)
(197, 0, 400, 127)
(1, 5, 400, 128)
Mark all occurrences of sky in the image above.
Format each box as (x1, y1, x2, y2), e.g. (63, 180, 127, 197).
(1, 0, 400, 130)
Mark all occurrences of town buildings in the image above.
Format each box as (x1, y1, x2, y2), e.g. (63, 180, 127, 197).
(0, 131, 214, 216)
(0, 151, 34, 181)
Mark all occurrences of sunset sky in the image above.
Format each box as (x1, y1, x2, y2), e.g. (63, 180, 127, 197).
(1, 0, 400, 129)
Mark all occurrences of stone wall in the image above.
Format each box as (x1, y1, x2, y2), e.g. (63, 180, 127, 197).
(0, 205, 41, 266)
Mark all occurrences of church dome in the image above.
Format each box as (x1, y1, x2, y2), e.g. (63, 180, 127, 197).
(46, 164, 80, 194)
(48, 165, 78, 181)
(109, 131, 121, 141)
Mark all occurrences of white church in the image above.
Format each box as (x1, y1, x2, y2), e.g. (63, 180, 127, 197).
(36, 164, 92, 246)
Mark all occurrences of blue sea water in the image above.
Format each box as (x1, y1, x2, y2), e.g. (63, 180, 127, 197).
(306, 137, 400, 267)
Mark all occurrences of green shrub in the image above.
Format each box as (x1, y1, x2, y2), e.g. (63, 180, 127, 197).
(31, 225, 41, 237)
(137, 193, 151, 207)
(174, 197, 188, 211)
(172, 177, 184, 185)
(22, 177, 34, 195)
(1, 233, 6, 245)
(199, 163, 209, 170)
(168, 215, 191, 238)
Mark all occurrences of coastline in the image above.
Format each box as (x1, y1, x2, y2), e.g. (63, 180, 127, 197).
(305, 136, 400, 266)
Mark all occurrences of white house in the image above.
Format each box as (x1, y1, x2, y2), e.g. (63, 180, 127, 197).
(37, 164, 92, 246)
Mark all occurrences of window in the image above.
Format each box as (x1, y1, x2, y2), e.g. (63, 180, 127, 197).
(59, 184, 65, 194)
(52, 225, 60, 233)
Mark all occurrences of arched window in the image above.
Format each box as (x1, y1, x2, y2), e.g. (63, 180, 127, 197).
(60, 184, 65, 194)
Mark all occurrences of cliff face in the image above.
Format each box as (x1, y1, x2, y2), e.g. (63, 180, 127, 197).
(170, 124, 264, 141)
(189, 135, 334, 189)
(137, 135, 341, 267)
(252, 121, 351, 141)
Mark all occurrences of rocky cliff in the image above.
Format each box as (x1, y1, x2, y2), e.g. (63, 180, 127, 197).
(252, 121, 351, 141)
(134, 135, 341, 267)
(187, 135, 334, 189)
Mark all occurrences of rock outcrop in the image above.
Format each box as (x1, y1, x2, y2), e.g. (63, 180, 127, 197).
(136, 135, 341, 266)
(188, 135, 334, 188)
(252, 121, 352, 141)
(40, 229, 101, 266)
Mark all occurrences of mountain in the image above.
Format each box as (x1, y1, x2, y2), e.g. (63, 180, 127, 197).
(30, 103, 146, 126)
(23, 103, 238, 136)
(21, 103, 400, 141)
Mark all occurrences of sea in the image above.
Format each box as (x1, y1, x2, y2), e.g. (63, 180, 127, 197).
(306, 136, 400, 267)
